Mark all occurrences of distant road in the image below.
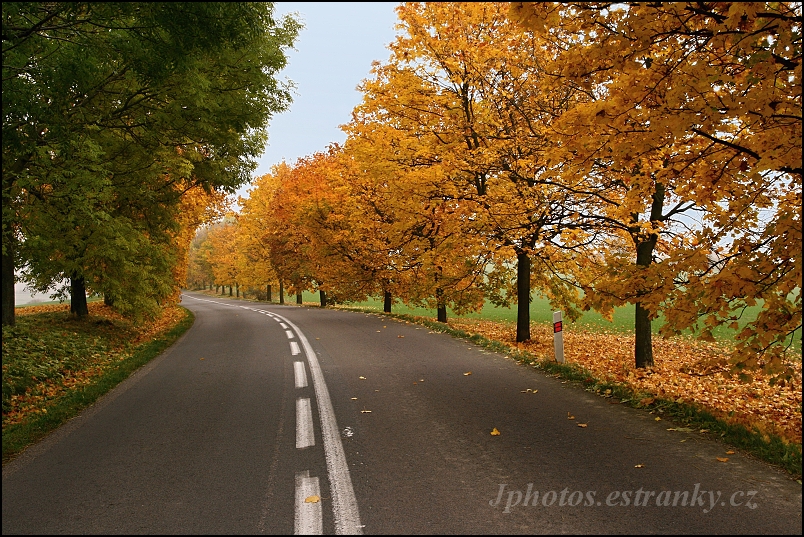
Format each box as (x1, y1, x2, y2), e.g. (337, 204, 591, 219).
(3, 291, 801, 534)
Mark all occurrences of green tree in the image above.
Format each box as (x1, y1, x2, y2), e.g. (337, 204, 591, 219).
(2, 2, 300, 324)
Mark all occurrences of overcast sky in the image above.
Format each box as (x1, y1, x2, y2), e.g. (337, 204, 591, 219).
(243, 1, 401, 197)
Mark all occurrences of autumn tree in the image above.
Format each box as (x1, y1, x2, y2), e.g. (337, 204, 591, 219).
(234, 169, 284, 297)
(186, 226, 216, 290)
(509, 2, 801, 375)
(348, 2, 592, 337)
(205, 217, 240, 295)
(174, 185, 230, 294)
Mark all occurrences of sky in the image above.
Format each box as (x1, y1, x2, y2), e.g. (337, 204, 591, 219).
(14, 2, 402, 305)
(241, 1, 402, 199)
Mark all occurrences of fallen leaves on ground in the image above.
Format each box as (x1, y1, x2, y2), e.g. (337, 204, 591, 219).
(447, 318, 802, 445)
(4, 303, 187, 428)
(490, 427, 501, 436)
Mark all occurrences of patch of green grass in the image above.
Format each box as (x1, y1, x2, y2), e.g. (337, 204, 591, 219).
(342, 295, 801, 353)
(2, 307, 194, 465)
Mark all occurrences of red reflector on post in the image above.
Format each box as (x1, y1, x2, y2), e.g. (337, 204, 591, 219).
(553, 321, 563, 333)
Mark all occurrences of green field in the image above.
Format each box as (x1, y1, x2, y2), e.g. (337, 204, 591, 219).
(326, 293, 801, 354)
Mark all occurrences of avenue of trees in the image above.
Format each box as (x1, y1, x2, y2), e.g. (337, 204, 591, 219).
(2, 2, 300, 324)
(189, 2, 800, 381)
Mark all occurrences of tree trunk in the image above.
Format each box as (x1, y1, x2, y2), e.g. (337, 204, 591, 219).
(296, 290, 303, 304)
(267, 284, 272, 302)
(516, 249, 531, 343)
(634, 239, 656, 368)
(632, 182, 664, 369)
(70, 273, 89, 317)
(236, 283, 239, 298)
(279, 280, 285, 304)
(229, 285, 233, 296)
(2, 236, 15, 327)
(383, 290, 392, 313)
(634, 301, 654, 368)
(320, 290, 327, 308)
(436, 287, 447, 323)
(437, 303, 447, 323)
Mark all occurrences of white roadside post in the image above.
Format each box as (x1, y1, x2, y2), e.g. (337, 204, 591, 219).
(553, 311, 565, 363)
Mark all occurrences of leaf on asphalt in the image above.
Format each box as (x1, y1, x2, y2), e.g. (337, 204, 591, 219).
(567, 412, 575, 420)
(490, 427, 501, 436)
(655, 417, 661, 421)
(464, 372, 472, 376)
(361, 410, 372, 413)
(359, 376, 366, 380)
(726, 450, 735, 455)
(304, 495, 320, 503)
(445, 318, 803, 445)
(634, 464, 644, 468)
(351, 397, 358, 400)
(397, 335, 404, 338)
(577, 423, 588, 428)
(716, 457, 729, 462)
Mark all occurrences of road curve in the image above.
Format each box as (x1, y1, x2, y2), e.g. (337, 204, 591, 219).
(2, 292, 801, 534)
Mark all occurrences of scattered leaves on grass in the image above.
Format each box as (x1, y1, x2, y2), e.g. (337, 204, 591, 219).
(4, 303, 186, 428)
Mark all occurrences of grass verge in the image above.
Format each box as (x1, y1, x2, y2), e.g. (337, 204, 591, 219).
(2, 304, 194, 465)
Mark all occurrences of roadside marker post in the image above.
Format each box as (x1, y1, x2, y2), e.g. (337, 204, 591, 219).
(553, 311, 565, 363)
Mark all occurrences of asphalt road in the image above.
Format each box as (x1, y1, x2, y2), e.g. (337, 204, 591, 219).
(2, 291, 801, 534)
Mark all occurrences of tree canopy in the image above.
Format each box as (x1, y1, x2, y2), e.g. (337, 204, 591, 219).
(2, 2, 300, 324)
